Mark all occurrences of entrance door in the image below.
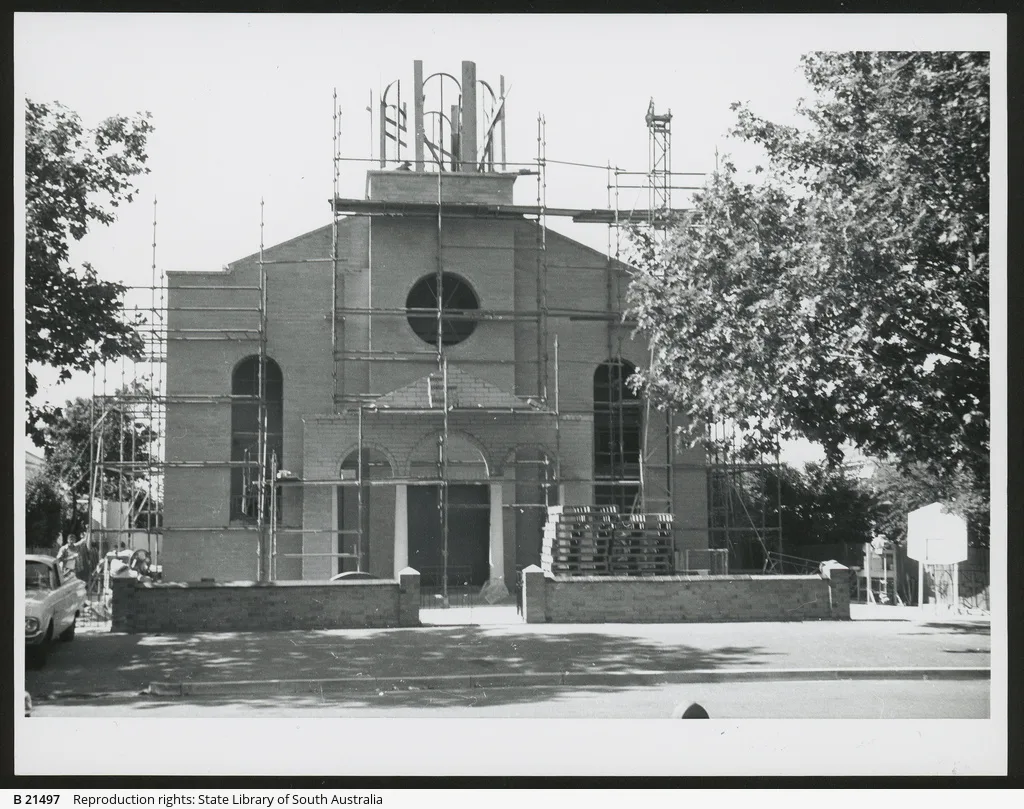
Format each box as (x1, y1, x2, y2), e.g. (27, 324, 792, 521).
(408, 484, 489, 588)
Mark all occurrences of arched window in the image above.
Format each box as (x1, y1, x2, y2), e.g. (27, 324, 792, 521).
(406, 272, 480, 346)
(230, 356, 283, 521)
(594, 359, 642, 512)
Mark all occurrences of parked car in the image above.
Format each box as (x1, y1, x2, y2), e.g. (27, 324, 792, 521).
(25, 555, 87, 668)
(329, 571, 376, 581)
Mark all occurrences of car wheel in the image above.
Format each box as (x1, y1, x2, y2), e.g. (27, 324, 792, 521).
(59, 614, 77, 642)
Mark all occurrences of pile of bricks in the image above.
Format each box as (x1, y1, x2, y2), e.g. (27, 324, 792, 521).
(541, 505, 674, 577)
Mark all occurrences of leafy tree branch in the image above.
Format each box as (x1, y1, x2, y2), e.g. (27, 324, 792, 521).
(627, 52, 989, 498)
(25, 100, 154, 444)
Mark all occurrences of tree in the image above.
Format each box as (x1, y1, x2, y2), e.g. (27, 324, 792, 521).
(25, 100, 154, 444)
(627, 53, 989, 498)
(869, 460, 989, 549)
(773, 463, 883, 552)
(42, 383, 160, 532)
(25, 475, 65, 550)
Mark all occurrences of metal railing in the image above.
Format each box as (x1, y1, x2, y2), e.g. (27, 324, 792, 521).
(763, 551, 824, 576)
(418, 565, 477, 608)
(930, 564, 990, 612)
(683, 548, 730, 575)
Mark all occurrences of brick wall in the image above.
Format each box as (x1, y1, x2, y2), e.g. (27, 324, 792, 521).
(161, 529, 259, 583)
(303, 411, 586, 480)
(162, 177, 711, 584)
(521, 565, 851, 623)
(301, 485, 333, 581)
(673, 446, 710, 556)
(111, 569, 421, 633)
(365, 215, 517, 397)
(368, 171, 516, 205)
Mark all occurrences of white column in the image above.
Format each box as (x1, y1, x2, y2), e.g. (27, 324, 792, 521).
(393, 484, 408, 578)
(480, 480, 509, 601)
(489, 481, 505, 582)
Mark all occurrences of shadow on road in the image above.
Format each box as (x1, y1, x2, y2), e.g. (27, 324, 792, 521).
(27, 615, 991, 713)
(25, 626, 774, 709)
(921, 621, 990, 636)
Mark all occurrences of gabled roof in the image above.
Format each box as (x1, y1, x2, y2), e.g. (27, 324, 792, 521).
(369, 366, 545, 412)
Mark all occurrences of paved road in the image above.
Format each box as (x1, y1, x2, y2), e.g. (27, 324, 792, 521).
(24, 613, 991, 700)
(30, 679, 989, 719)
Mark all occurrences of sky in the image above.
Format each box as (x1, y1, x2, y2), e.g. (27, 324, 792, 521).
(16, 15, 1001, 413)
(13, 13, 1009, 778)
(17, 15, 822, 282)
(15, 13, 1005, 467)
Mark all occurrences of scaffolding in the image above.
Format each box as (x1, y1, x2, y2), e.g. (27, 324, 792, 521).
(85, 196, 167, 565)
(706, 420, 784, 573)
(86, 59, 783, 597)
(85, 202, 270, 575)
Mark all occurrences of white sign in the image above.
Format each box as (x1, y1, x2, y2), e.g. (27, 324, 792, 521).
(906, 502, 967, 564)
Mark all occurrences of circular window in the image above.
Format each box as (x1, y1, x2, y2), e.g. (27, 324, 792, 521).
(405, 273, 479, 346)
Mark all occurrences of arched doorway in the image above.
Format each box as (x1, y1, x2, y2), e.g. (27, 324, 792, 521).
(407, 432, 490, 590)
(337, 447, 394, 576)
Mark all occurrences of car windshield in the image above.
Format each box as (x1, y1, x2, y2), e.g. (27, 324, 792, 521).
(26, 561, 52, 591)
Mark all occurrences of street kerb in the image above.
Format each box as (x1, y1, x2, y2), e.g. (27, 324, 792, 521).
(139, 666, 991, 699)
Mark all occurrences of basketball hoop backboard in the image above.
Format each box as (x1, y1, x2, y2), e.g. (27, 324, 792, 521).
(906, 502, 967, 565)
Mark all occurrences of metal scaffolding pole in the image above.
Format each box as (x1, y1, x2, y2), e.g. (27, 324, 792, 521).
(256, 199, 269, 581)
(536, 113, 549, 404)
(332, 89, 341, 412)
(436, 168, 449, 605)
(356, 405, 364, 573)
(124, 66, 725, 585)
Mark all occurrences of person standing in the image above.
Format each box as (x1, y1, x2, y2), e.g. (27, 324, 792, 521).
(69, 534, 90, 583)
(55, 534, 74, 572)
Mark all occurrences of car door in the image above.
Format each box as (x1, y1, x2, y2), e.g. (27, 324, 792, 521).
(52, 563, 74, 633)
(42, 563, 61, 634)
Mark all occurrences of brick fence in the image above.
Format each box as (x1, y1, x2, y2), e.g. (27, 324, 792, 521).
(521, 564, 851, 623)
(112, 568, 421, 633)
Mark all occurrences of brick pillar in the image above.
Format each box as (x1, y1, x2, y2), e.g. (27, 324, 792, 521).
(827, 563, 852, 620)
(521, 564, 549, 624)
(398, 567, 420, 627)
(111, 578, 135, 633)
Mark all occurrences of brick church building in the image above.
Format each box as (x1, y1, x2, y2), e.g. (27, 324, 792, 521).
(161, 60, 709, 591)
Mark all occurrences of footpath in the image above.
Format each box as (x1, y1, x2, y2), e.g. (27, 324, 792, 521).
(24, 604, 991, 701)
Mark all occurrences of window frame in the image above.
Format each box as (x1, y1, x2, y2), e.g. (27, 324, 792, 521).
(229, 355, 284, 523)
(405, 272, 481, 346)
